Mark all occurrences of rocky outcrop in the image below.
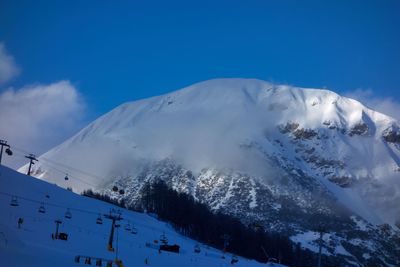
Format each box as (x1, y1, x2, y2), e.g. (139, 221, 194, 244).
(382, 127, 400, 144)
(279, 122, 317, 140)
(279, 122, 300, 134)
(328, 175, 353, 188)
(349, 122, 369, 136)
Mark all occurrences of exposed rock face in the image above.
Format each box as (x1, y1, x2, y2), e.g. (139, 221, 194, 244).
(279, 123, 317, 140)
(349, 122, 369, 136)
(293, 128, 318, 139)
(105, 159, 399, 267)
(383, 127, 400, 144)
(279, 122, 300, 134)
(328, 175, 353, 188)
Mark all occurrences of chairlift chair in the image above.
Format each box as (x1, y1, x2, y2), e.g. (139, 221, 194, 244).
(160, 233, 168, 244)
(38, 203, 46, 213)
(231, 255, 239, 264)
(5, 147, 12, 156)
(131, 226, 137, 234)
(124, 223, 131, 231)
(96, 214, 103, 225)
(194, 244, 201, 253)
(84, 257, 91, 265)
(95, 259, 102, 266)
(65, 208, 72, 219)
(267, 258, 278, 263)
(10, 196, 19, 207)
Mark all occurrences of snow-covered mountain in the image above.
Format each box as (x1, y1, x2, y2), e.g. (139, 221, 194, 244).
(21, 78, 400, 266)
(1, 165, 276, 267)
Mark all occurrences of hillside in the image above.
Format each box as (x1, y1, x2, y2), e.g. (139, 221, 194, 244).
(0, 165, 283, 266)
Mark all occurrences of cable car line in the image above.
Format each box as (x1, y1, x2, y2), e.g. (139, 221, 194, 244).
(11, 146, 107, 185)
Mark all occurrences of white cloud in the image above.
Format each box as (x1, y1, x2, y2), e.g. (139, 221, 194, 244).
(0, 81, 86, 168)
(345, 89, 400, 121)
(0, 42, 20, 84)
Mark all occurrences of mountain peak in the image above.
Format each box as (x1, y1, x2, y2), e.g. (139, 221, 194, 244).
(21, 79, 400, 228)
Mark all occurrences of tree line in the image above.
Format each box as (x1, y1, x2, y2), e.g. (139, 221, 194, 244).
(83, 181, 341, 266)
(139, 181, 318, 266)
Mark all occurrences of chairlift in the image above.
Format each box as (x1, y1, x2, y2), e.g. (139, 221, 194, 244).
(65, 208, 72, 219)
(231, 255, 239, 264)
(84, 257, 91, 265)
(10, 196, 19, 207)
(96, 214, 103, 225)
(5, 147, 12, 156)
(194, 244, 201, 253)
(115, 223, 121, 228)
(64, 173, 69, 181)
(124, 223, 131, 231)
(38, 203, 46, 214)
(267, 258, 278, 263)
(131, 226, 137, 234)
(160, 232, 168, 244)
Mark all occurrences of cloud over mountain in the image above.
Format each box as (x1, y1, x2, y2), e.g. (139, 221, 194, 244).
(0, 81, 86, 167)
(0, 42, 20, 84)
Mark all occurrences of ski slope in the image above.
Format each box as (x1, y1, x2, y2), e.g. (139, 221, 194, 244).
(0, 165, 286, 267)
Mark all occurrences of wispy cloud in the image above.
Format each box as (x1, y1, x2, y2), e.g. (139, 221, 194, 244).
(0, 81, 86, 168)
(0, 42, 20, 84)
(345, 89, 400, 121)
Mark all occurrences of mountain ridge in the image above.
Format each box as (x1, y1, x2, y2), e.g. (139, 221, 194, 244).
(20, 78, 400, 266)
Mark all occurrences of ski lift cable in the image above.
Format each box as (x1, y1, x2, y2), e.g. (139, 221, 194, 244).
(1, 189, 163, 236)
(40, 156, 106, 181)
(1, 190, 145, 234)
(10, 150, 99, 188)
(0, 190, 99, 216)
(34, 160, 98, 188)
(10, 150, 98, 188)
(12, 146, 108, 183)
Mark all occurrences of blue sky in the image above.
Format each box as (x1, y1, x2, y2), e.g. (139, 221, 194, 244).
(0, 0, 399, 163)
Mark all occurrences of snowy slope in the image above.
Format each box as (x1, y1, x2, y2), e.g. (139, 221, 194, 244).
(0, 165, 280, 267)
(18, 78, 400, 266)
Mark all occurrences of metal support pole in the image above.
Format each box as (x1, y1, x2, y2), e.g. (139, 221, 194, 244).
(25, 154, 38, 176)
